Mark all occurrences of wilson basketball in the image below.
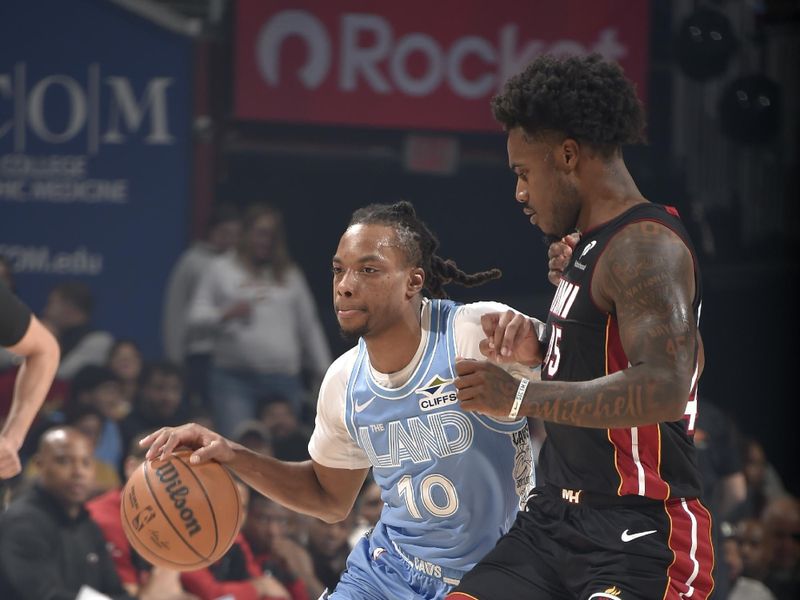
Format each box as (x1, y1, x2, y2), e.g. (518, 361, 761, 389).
(120, 449, 242, 570)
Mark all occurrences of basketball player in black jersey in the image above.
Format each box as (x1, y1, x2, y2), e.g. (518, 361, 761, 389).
(448, 55, 713, 599)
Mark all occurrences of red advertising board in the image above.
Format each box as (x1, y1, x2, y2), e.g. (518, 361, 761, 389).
(234, 0, 649, 132)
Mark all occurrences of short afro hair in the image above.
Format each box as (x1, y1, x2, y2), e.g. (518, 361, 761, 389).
(492, 54, 646, 154)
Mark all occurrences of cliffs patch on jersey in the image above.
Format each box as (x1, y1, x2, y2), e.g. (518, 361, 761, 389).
(416, 375, 458, 411)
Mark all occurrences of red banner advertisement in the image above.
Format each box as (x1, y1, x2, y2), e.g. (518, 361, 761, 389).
(234, 0, 650, 132)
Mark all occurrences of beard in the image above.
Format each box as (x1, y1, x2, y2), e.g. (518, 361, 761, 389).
(547, 179, 582, 239)
(339, 324, 369, 344)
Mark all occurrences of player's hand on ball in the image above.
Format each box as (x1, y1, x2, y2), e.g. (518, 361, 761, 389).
(454, 359, 521, 418)
(140, 423, 235, 465)
(479, 310, 542, 366)
(548, 232, 580, 286)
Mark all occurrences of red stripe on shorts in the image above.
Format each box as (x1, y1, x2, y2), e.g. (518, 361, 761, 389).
(662, 498, 715, 600)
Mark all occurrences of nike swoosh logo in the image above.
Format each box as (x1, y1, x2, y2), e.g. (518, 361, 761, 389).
(354, 396, 376, 413)
(620, 529, 657, 543)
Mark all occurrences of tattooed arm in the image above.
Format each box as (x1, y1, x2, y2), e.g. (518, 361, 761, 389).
(455, 221, 699, 428)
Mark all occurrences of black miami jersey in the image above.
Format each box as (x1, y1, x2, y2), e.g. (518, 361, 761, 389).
(539, 203, 703, 500)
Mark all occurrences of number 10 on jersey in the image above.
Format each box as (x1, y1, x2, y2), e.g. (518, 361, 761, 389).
(398, 473, 459, 518)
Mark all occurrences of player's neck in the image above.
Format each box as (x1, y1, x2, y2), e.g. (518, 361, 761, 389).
(576, 158, 647, 233)
(364, 303, 423, 374)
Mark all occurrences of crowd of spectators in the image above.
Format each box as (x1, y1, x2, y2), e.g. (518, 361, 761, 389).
(0, 203, 796, 600)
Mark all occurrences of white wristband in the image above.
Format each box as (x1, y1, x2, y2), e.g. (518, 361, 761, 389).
(508, 377, 529, 420)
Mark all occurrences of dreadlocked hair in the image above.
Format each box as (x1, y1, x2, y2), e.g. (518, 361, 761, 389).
(348, 201, 501, 299)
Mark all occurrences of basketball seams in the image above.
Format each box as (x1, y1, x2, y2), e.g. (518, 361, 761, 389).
(121, 452, 241, 571)
(173, 453, 222, 558)
(142, 456, 214, 563)
(121, 509, 200, 569)
(224, 466, 245, 555)
(206, 460, 243, 562)
(121, 463, 206, 569)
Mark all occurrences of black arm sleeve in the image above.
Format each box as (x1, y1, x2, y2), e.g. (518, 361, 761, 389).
(0, 283, 32, 347)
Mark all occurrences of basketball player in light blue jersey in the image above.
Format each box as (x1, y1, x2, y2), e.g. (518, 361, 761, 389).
(142, 201, 542, 599)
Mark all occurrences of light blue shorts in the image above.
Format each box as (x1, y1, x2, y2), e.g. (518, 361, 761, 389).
(323, 526, 465, 600)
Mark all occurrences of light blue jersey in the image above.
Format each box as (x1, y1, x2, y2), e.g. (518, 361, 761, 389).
(329, 299, 532, 598)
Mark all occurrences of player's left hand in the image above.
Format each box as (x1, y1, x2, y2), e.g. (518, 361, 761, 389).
(454, 359, 521, 418)
(479, 310, 542, 366)
(0, 436, 22, 479)
(141, 423, 235, 465)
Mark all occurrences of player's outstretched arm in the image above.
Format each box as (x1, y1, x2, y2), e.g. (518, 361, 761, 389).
(141, 424, 369, 523)
(0, 315, 60, 478)
(456, 222, 699, 428)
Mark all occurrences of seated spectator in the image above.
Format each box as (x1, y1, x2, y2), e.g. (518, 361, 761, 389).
(695, 399, 747, 598)
(260, 398, 311, 462)
(119, 362, 187, 455)
(242, 494, 314, 599)
(107, 339, 144, 410)
(188, 204, 331, 437)
(62, 403, 120, 494)
(181, 481, 299, 600)
(696, 400, 747, 520)
(42, 281, 114, 380)
(20, 366, 125, 496)
(762, 496, 800, 600)
(233, 420, 274, 456)
(305, 514, 353, 594)
(163, 202, 240, 414)
(87, 433, 197, 600)
(0, 427, 133, 599)
(68, 365, 126, 465)
(721, 524, 776, 600)
(739, 517, 771, 581)
(736, 437, 788, 520)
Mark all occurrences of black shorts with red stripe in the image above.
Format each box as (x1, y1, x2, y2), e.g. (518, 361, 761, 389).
(449, 486, 714, 600)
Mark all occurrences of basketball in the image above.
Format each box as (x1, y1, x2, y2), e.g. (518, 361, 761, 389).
(120, 449, 242, 571)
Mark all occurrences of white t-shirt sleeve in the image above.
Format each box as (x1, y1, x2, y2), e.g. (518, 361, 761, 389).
(454, 301, 542, 380)
(308, 348, 372, 470)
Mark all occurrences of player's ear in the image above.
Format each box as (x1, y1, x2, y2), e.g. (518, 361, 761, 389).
(407, 267, 425, 297)
(557, 138, 580, 173)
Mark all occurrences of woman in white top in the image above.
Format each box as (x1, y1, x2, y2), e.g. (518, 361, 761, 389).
(188, 203, 332, 437)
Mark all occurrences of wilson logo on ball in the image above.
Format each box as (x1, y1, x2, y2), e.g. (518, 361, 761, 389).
(155, 462, 202, 536)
